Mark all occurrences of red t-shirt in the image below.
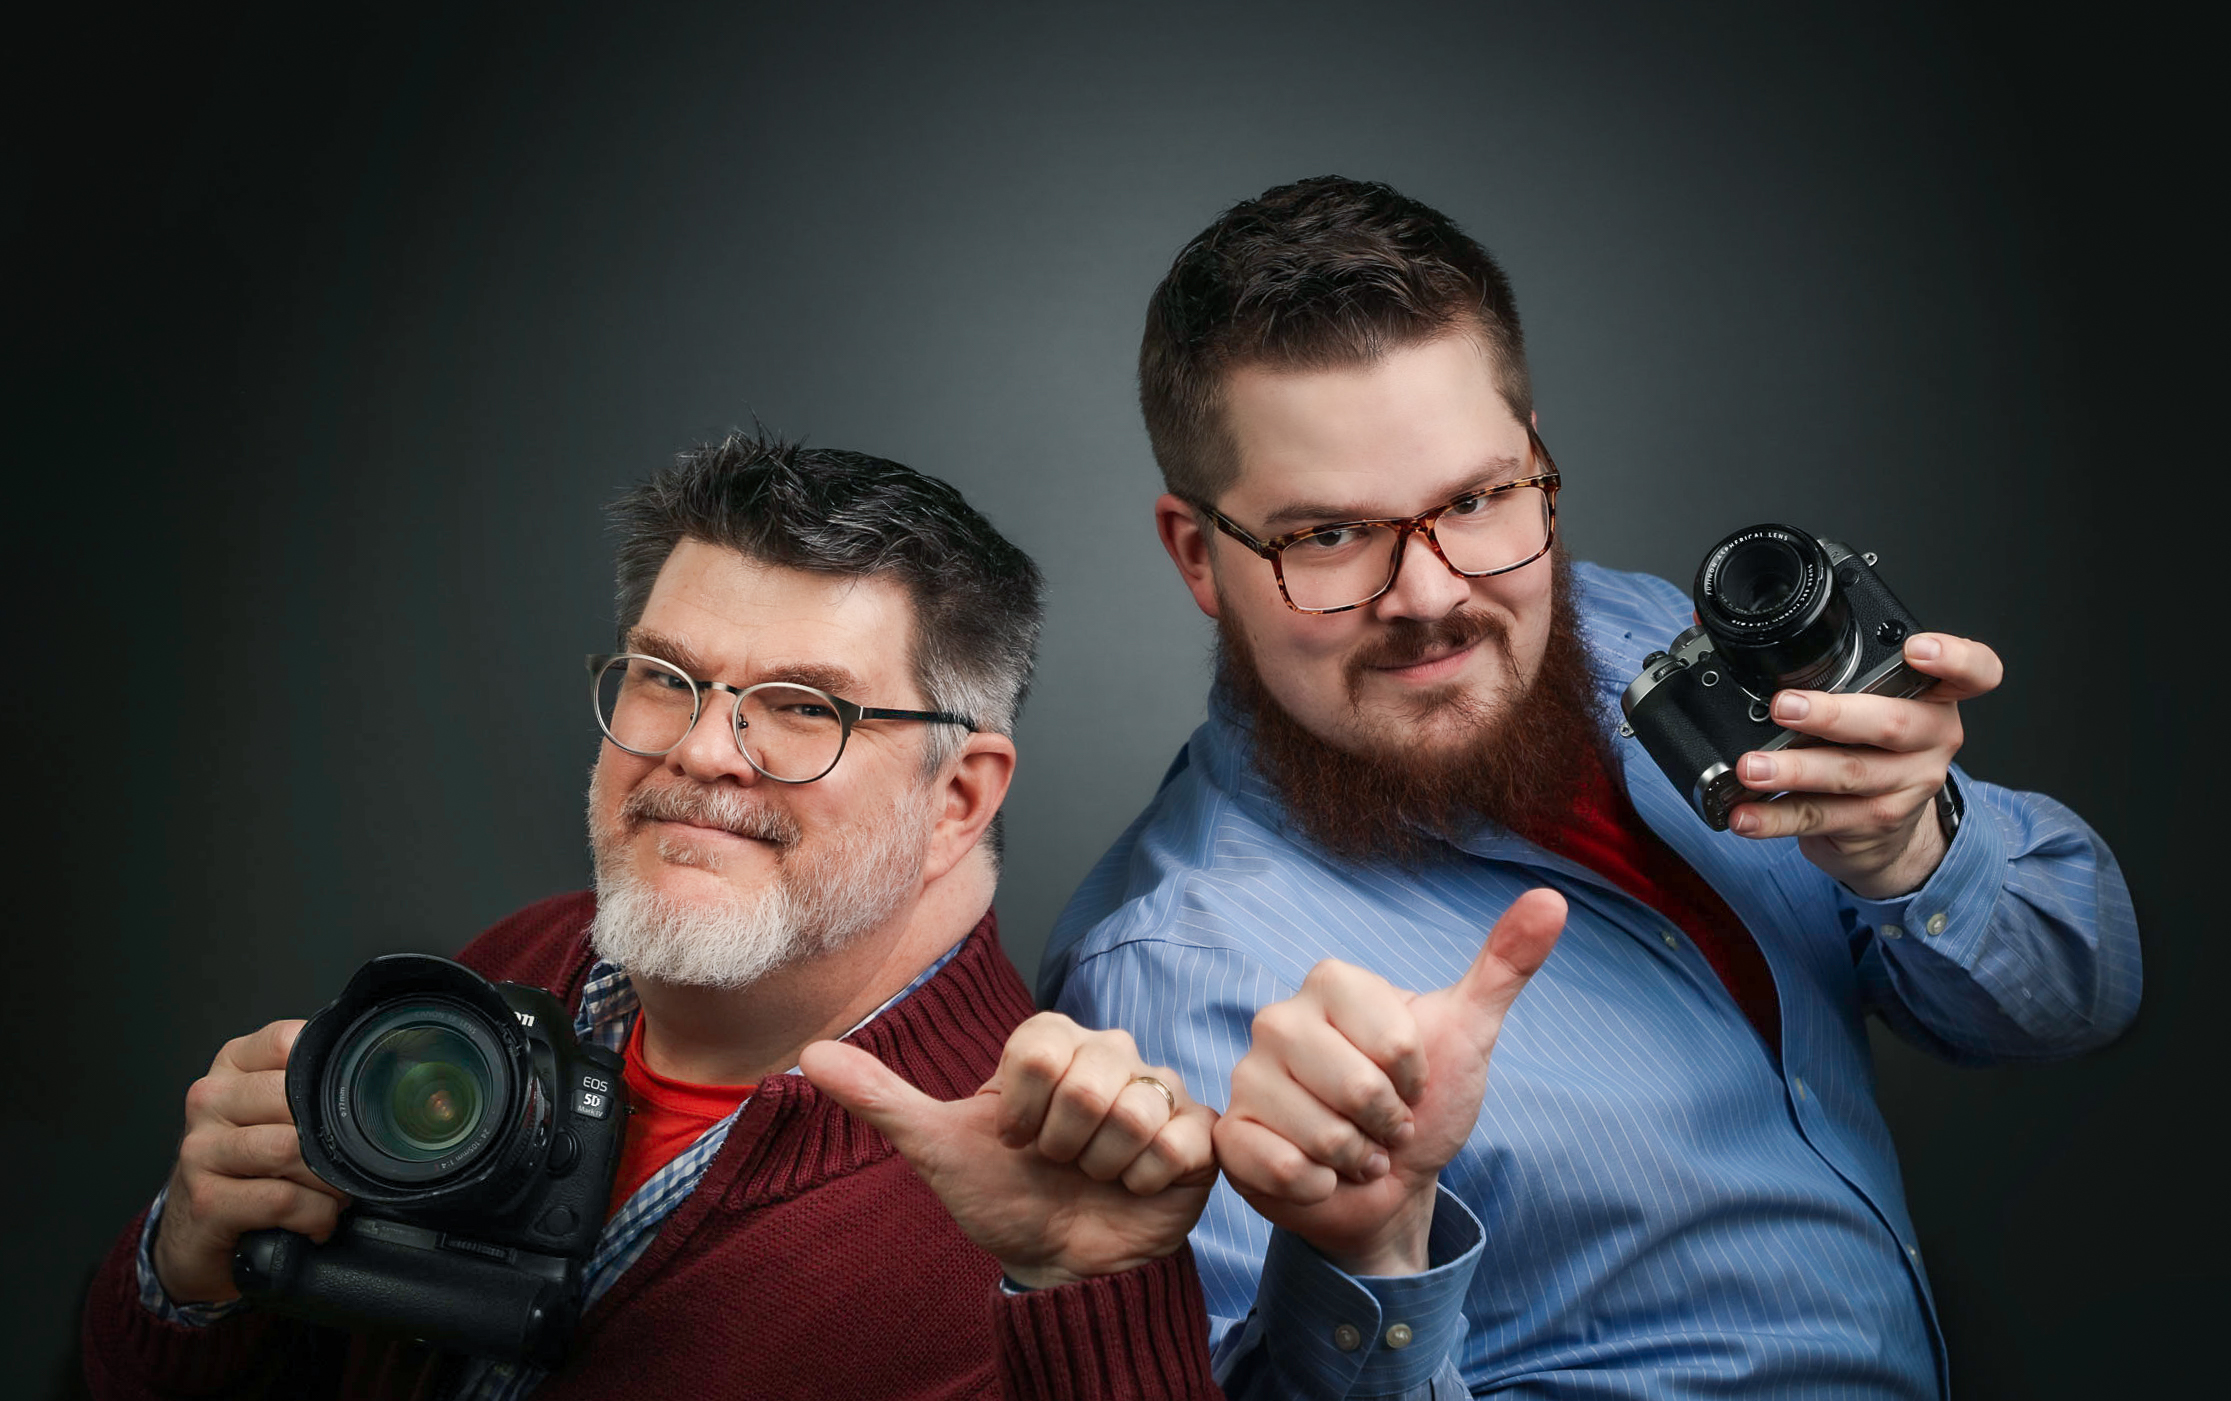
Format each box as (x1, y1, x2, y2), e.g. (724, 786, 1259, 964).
(1518, 747, 1783, 1058)
(609, 1012, 757, 1214)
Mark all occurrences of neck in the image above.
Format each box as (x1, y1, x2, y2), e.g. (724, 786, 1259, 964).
(627, 850, 996, 1086)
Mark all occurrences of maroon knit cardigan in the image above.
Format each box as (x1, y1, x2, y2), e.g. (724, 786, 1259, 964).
(82, 892, 1222, 1400)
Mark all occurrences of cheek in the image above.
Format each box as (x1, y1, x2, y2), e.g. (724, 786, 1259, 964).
(589, 749, 653, 831)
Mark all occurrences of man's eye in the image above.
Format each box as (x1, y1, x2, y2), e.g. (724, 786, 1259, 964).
(1295, 526, 1363, 551)
(1445, 492, 1492, 517)
(654, 670, 694, 691)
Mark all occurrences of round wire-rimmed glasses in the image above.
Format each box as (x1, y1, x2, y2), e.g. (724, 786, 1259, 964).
(1193, 428, 1561, 615)
(586, 653, 975, 784)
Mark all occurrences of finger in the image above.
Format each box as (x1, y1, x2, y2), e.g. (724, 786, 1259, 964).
(1451, 887, 1566, 1019)
(1269, 1011, 1414, 1147)
(225, 1176, 348, 1243)
(989, 1012, 1089, 1148)
(193, 1123, 344, 1198)
(214, 1020, 306, 1077)
(1728, 787, 1934, 841)
(1212, 1115, 1339, 1206)
(1735, 743, 1942, 799)
(183, 1066, 294, 1132)
(1073, 1077, 1179, 1182)
(1035, 1036, 1151, 1164)
(1122, 1104, 1218, 1196)
(1229, 1055, 1390, 1180)
(1900, 633, 2004, 702)
(1768, 689, 1959, 754)
(1300, 961, 1428, 1107)
(798, 1040, 944, 1162)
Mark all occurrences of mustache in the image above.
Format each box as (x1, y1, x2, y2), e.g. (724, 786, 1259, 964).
(1345, 608, 1511, 679)
(619, 781, 802, 847)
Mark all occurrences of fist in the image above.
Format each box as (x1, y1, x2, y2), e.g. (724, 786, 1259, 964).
(800, 1014, 1218, 1290)
(1213, 888, 1565, 1276)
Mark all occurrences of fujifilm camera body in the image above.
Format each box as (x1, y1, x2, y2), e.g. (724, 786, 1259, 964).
(232, 953, 627, 1366)
(1621, 523, 1936, 831)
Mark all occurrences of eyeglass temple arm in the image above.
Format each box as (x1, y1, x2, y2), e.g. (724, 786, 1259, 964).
(858, 706, 977, 731)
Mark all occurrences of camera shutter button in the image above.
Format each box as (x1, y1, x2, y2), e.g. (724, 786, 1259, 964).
(1876, 618, 1908, 646)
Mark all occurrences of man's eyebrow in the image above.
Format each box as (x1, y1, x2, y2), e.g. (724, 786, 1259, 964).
(624, 631, 867, 697)
(754, 662, 865, 698)
(1259, 455, 1530, 532)
(625, 628, 711, 675)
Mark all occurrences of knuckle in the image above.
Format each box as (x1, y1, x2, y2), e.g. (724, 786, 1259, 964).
(1835, 751, 1868, 792)
(1305, 1122, 1358, 1164)
(183, 1076, 222, 1119)
(1336, 1067, 1388, 1117)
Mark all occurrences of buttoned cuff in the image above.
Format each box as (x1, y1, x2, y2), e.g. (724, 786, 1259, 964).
(1846, 763, 2009, 962)
(1254, 1185, 1482, 1398)
(134, 1185, 249, 1327)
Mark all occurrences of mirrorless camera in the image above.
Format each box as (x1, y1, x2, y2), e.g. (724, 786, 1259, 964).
(232, 954, 627, 1366)
(1620, 523, 1936, 831)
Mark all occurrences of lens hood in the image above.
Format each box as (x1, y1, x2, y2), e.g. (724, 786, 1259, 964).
(288, 954, 548, 1210)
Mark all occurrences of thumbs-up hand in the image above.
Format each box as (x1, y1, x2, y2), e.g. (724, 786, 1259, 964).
(799, 1013, 1218, 1289)
(1213, 887, 1565, 1276)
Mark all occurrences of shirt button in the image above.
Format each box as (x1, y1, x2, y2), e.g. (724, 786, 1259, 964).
(1662, 931, 1679, 947)
(1384, 1322, 1414, 1350)
(1881, 923, 1904, 940)
(1332, 1323, 1362, 1352)
(1907, 1245, 1922, 1261)
(1925, 912, 1949, 936)
(1792, 1076, 1808, 1100)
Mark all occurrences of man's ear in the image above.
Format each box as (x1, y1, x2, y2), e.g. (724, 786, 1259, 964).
(920, 731, 1017, 884)
(1155, 493, 1222, 620)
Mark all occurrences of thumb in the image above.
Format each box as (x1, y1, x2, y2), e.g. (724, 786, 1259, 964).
(1451, 887, 1566, 1018)
(798, 1040, 946, 1160)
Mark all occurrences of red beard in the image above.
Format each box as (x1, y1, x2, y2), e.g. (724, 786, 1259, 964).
(1219, 550, 1614, 868)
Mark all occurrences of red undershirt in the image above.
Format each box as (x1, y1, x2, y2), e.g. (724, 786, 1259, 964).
(609, 1012, 756, 1216)
(1516, 747, 1783, 1058)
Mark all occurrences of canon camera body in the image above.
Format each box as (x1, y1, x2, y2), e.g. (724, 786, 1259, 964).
(232, 953, 627, 1367)
(1621, 523, 1936, 830)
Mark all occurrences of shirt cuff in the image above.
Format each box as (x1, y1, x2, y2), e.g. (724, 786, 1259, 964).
(135, 1184, 249, 1327)
(1845, 763, 2010, 963)
(1253, 1185, 1482, 1398)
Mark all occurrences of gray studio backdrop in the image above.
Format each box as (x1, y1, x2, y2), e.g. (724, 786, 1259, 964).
(14, 3, 2204, 1396)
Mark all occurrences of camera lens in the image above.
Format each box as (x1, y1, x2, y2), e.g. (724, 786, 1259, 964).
(1694, 525, 1855, 694)
(322, 995, 516, 1186)
(1716, 537, 1807, 618)
(351, 1020, 490, 1161)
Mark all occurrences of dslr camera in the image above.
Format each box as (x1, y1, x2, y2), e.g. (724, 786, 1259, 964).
(1620, 523, 1935, 831)
(232, 954, 627, 1366)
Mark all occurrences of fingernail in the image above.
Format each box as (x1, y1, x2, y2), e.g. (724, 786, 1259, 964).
(1773, 692, 1810, 721)
(1907, 635, 1941, 661)
(1742, 753, 1774, 783)
(1364, 1152, 1391, 1179)
(1731, 807, 1761, 835)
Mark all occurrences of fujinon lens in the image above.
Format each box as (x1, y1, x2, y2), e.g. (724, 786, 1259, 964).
(1694, 525, 1855, 694)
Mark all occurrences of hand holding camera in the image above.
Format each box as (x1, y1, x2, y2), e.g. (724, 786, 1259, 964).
(152, 1019, 352, 1305)
(1726, 628, 2001, 898)
(1622, 523, 2004, 899)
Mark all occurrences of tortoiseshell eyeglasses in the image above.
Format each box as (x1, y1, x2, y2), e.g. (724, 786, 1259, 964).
(1193, 429, 1561, 614)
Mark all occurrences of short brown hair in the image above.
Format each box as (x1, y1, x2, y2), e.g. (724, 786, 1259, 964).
(1138, 175, 1532, 503)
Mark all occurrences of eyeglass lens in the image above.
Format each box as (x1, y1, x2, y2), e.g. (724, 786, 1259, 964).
(594, 656, 849, 781)
(1279, 484, 1552, 612)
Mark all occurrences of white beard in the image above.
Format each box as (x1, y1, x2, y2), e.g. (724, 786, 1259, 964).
(587, 780, 933, 991)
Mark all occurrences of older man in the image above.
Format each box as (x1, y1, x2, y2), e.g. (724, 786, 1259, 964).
(1041, 177, 2141, 1398)
(84, 435, 1223, 1399)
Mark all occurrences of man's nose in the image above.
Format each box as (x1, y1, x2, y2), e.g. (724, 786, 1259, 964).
(667, 700, 763, 785)
(1372, 530, 1470, 621)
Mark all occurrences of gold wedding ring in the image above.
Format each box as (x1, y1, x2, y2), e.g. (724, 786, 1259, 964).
(1129, 1074, 1178, 1115)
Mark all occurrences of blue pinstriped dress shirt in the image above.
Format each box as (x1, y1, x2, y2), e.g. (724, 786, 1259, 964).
(1041, 561, 2140, 1399)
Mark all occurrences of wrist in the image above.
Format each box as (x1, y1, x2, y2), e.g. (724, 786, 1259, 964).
(1323, 1184, 1436, 1277)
